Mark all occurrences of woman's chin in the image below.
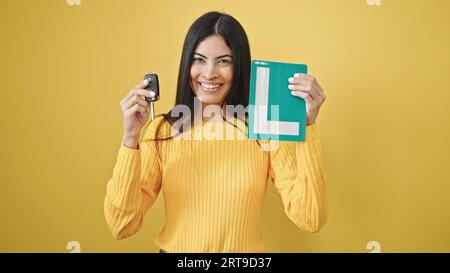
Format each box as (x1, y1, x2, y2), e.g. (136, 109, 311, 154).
(196, 92, 226, 106)
(197, 97, 222, 106)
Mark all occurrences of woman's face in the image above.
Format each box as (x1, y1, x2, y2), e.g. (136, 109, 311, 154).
(190, 35, 233, 107)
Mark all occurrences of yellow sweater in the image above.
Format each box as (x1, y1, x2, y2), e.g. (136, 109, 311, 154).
(104, 116, 328, 253)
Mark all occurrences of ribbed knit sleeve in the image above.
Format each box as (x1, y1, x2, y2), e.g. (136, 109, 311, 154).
(268, 123, 328, 233)
(104, 117, 164, 239)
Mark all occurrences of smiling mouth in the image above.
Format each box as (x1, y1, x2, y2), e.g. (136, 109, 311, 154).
(198, 82, 223, 92)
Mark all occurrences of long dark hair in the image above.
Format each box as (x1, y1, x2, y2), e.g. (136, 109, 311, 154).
(143, 11, 251, 142)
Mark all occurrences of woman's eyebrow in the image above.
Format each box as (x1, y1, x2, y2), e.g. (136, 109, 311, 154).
(194, 52, 233, 59)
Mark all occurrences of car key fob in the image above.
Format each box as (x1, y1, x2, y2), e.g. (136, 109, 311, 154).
(143, 72, 159, 102)
(143, 72, 159, 121)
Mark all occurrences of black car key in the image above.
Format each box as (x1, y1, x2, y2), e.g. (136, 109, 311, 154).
(143, 72, 159, 120)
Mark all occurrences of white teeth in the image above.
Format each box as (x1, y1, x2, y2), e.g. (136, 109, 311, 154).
(200, 82, 221, 89)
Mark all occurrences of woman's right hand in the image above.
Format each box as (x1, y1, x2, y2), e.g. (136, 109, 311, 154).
(120, 79, 155, 140)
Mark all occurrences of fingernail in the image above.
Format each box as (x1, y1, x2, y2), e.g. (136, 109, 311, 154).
(291, 91, 295, 95)
(294, 73, 301, 78)
(143, 79, 149, 85)
(288, 84, 294, 90)
(288, 77, 294, 83)
(149, 91, 155, 97)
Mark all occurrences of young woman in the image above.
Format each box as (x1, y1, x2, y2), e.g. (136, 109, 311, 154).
(104, 11, 328, 253)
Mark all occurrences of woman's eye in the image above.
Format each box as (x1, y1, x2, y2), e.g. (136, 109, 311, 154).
(218, 59, 231, 64)
(193, 57, 204, 63)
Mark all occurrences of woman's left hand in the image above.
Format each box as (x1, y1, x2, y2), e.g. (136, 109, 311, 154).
(288, 73, 326, 126)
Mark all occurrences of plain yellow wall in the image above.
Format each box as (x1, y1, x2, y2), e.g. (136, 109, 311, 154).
(1, 0, 449, 252)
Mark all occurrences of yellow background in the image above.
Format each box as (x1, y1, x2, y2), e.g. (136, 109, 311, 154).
(1, 0, 449, 252)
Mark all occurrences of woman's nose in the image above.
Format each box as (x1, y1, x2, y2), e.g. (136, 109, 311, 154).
(202, 62, 219, 78)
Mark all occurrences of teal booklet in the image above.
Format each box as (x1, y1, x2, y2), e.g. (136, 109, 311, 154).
(248, 60, 308, 142)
